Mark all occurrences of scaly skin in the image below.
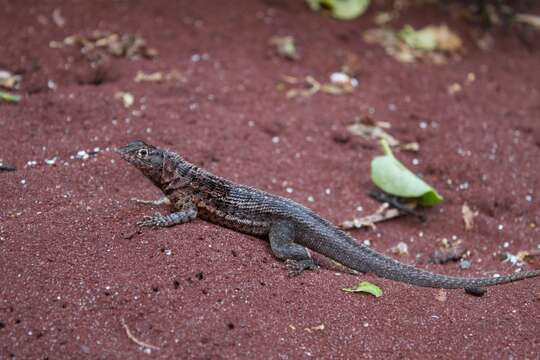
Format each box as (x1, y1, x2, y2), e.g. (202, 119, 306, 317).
(117, 140, 540, 290)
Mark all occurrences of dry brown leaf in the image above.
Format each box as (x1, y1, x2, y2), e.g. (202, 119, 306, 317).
(390, 241, 409, 256)
(279, 74, 355, 99)
(0, 70, 21, 90)
(269, 35, 299, 60)
(364, 24, 462, 64)
(341, 203, 402, 230)
(448, 82, 462, 95)
(52, 31, 158, 60)
(435, 289, 447, 302)
(347, 116, 400, 146)
(515, 14, 540, 30)
(304, 324, 325, 333)
(401, 142, 420, 152)
(462, 203, 478, 230)
(134, 70, 185, 83)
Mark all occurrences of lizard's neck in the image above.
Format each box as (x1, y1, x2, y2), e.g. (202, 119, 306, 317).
(158, 152, 197, 192)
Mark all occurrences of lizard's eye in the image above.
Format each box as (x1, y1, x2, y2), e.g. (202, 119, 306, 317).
(137, 148, 148, 158)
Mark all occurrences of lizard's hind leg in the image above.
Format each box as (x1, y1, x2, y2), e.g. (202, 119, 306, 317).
(269, 221, 317, 276)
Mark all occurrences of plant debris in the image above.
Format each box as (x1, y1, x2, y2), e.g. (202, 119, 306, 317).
(115, 91, 135, 108)
(401, 142, 419, 152)
(499, 251, 532, 267)
(0, 91, 21, 103)
(340, 51, 361, 77)
(306, 0, 370, 21)
(371, 140, 443, 205)
(342, 280, 382, 297)
(390, 241, 409, 256)
(278, 74, 357, 98)
(369, 190, 425, 222)
(364, 24, 462, 64)
(435, 289, 447, 302)
(341, 202, 402, 230)
(462, 203, 478, 230)
(347, 116, 399, 146)
(121, 319, 160, 351)
(50, 31, 158, 60)
(304, 324, 325, 333)
(134, 70, 186, 83)
(52, 8, 66, 27)
(269, 36, 299, 60)
(447, 82, 462, 96)
(0, 70, 22, 89)
(515, 14, 540, 30)
(399, 25, 461, 52)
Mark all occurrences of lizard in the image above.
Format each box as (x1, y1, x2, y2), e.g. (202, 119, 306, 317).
(117, 140, 540, 291)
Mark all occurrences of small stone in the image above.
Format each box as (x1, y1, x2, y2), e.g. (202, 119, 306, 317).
(459, 259, 471, 269)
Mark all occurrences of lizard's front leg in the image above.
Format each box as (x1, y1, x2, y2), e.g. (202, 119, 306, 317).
(269, 220, 317, 276)
(138, 201, 197, 228)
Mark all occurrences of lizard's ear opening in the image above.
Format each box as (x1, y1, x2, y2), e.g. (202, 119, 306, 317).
(137, 148, 149, 158)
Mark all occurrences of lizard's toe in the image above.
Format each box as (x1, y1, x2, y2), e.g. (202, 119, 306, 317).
(137, 212, 166, 227)
(285, 259, 318, 277)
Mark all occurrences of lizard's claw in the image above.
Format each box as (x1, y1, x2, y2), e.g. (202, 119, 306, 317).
(137, 212, 167, 227)
(285, 259, 318, 277)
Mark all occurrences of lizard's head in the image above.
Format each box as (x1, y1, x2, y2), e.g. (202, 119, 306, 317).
(117, 140, 165, 182)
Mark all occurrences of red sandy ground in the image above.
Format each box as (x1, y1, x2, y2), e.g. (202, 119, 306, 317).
(1, 1, 539, 359)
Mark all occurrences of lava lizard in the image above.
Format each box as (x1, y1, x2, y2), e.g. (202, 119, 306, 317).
(117, 140, 539, 291)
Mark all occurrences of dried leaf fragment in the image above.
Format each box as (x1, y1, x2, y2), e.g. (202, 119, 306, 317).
(462, 203, 478, 230)
(0, 70, 22, 89)
(304, 324, 325, 333)
(278, 74, 356, 98)
(115, 91, 134, 108)
(52, 31, 158, 60)
(515, 14, 540, 30)
(341, 203, 401, 229)
(448, 82, 462, 95)
(134, 70, 185, 83)
(269, 36, 299, 60)
(390, 241, 409, 256)
(364, 24, 462, 64)
(347, 116, 399, 146)
(435, 289, 447, 302)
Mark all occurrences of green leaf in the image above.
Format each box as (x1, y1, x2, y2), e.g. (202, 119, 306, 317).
(398, 25, 437, 50)
(0, 91, 21, 103)
(342, 281, 383, 297)
(306, 0, 370, 21)
(371, 140, 443, 205)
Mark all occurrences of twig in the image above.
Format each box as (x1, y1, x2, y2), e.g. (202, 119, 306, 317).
(341, 203, 402, 230)
(121, 319, 160, 350)
(368, 191, 426, 222)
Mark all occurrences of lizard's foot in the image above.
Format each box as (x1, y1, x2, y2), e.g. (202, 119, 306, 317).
(285, 259, 318, 277)
(137, 212, 174, 227)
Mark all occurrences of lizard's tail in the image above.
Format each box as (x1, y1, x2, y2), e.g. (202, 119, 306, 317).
(314, 232, 540, 289)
